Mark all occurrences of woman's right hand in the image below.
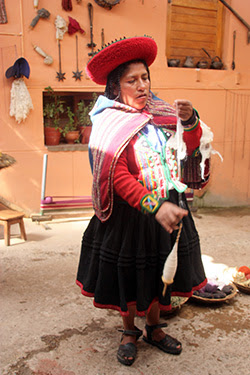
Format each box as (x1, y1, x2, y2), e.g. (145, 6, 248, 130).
(155, 201, 188, 233)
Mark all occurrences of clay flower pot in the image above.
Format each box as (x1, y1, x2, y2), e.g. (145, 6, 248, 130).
(44, 127, 61, 145)
(80, 127, 92, 144)
(65, 130, 80, 144)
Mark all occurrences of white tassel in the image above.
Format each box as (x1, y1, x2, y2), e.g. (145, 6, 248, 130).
(34, 0, 39, 8)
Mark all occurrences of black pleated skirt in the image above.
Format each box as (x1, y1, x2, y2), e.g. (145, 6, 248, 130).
(76, 190, 206, 316)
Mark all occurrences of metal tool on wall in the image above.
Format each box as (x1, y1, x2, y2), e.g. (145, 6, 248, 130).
(87, 3, 96, 56)
(232, 30, 236, 70)
(56, 40, 66, 81)
(218, 0, 250, 44)
(101, 28, 105, 48)
(73, 35, 83, 80)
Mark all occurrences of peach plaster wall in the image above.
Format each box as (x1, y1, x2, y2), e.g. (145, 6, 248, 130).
(0, 0, 249, 215)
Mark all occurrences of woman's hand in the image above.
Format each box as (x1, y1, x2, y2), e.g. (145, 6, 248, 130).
(155, 201, 188, 234)
(173, 99, 193, 121)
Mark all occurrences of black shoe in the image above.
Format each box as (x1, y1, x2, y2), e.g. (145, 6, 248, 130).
(143, 323, 182, 355)
(117, 326, 142, 366)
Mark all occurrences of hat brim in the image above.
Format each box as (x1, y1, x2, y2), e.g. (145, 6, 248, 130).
(86, 36, 157, 85)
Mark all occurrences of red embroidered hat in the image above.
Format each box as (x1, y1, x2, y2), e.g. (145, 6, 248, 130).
(86, 36, 157, 85)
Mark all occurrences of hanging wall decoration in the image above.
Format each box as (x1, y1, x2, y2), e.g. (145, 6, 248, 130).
(33, 44, 53, 65)
(87, 3, 96, 56)
(0, 0, 7, 23)
(101, 28, 105, 48)
(94, 0, 120, 10)
(55, 15, 68, 40)
(55, 16, 67, 81)
(72, 35, 82, 80)
(62, 0, 73, 11)
(56, 40, 66, 81)
(30, 8, 50, 28)
(5, 58, 33, 123)
(68, 16, 85, 35)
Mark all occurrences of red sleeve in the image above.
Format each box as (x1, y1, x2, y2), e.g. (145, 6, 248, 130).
(183, 120, 202, 156)
(113, 143, 151, 211)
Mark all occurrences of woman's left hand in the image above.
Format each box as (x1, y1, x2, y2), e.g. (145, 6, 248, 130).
(173, 100, 193, 121)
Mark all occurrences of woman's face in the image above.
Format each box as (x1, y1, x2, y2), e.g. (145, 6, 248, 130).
(118, 62, 150, 110)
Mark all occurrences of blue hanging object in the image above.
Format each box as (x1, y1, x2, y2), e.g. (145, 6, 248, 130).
(5, 57, 30, 79)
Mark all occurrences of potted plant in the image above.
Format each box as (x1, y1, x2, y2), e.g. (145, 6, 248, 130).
(76, 93, 97, 144)
(62, 106, 80, 144)
(43, 86, 64, 145)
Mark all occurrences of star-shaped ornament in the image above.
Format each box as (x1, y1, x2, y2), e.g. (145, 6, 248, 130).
(72, 69, 82, 81)
(56, 71, 66, 81)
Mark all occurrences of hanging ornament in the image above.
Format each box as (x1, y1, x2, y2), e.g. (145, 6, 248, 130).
(101, 28, 105, 48)
(62, 0, 72, 11)
(56, 40, 66, 81)
(5, 57, 30, 79)
(72, 35, 82, 81)
(33, 45, 53, 65)
(87, 3, 96, 56)
(30, 8, 50, 28)
(5, 57, 33, 123)
(55, 15, 68, 40)
(68, 16, 85, 35)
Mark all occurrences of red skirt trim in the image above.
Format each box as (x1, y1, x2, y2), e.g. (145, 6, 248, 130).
(76, 278, 207, 317)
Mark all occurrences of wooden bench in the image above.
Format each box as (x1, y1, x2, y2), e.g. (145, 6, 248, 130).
(0, 210, 27, 246)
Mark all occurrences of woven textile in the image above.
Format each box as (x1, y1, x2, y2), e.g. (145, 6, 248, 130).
(0, 0, 7, 23)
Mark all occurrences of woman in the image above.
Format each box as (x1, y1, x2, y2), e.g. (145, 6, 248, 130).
(76, 36, 213, 366)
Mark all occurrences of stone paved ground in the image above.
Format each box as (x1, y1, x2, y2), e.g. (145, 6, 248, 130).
(0, 207, 249, 375)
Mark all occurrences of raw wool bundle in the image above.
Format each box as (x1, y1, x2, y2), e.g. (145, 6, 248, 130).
(168, 119, 223, 179)
(9, 78, 33, 123)
(167, 116, 187, 160)
(199, 122, 223, 178)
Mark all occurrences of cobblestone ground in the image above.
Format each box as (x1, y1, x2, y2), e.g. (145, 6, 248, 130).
(0, 207, 249, 375)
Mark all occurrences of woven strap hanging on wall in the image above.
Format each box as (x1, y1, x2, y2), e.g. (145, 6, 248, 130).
(0, 0, 7, 24)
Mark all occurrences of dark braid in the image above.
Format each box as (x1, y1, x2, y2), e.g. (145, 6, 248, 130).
(104, 59, 150, 100)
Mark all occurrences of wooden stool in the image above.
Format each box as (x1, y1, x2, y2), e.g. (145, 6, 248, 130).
(0, 210, 27, 246)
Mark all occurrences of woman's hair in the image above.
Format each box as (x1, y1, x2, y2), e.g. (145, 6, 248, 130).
(104, 59, 150, 100)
